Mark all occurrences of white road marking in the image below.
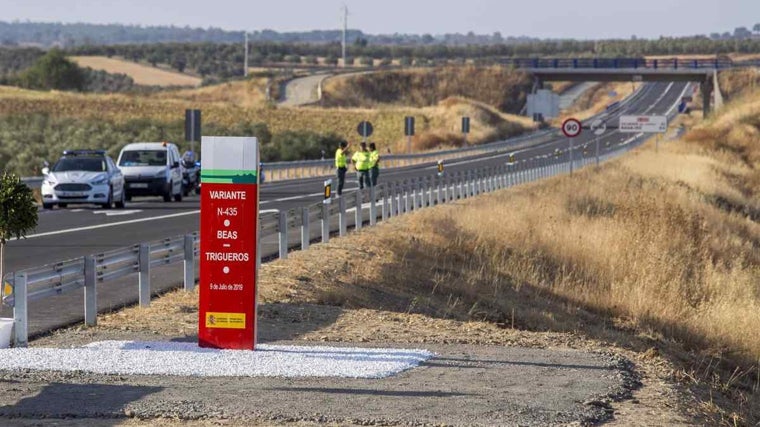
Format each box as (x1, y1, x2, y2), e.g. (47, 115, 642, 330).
(93, 210, 143, 217)
(22, 210, 200, 240)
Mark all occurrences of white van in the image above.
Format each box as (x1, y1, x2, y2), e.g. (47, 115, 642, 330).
(117, 142, 183, 202)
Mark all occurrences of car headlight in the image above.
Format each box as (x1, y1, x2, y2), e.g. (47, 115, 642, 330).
(43, 178, 56, 186)
(155, 170, 166, 178)
(90, 175, 108, 185)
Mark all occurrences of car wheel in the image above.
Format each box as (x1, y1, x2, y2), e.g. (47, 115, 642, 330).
(58, 203, 68, 208)
(125, 194, 132, 202)
(115, 187, 126, 209)
(43, 203, 54, 210)
(101, 186, 114, 209)
(163, 181, 172, 202)
(194, 184, 201, 195)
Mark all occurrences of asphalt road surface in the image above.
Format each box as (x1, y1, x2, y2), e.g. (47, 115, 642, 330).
(2, 81, 689, 337)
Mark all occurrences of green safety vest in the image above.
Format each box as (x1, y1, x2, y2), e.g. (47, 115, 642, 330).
(335, 148, 347, 168)
(352, 151, 370, 171)
(369, 150, 379, 169)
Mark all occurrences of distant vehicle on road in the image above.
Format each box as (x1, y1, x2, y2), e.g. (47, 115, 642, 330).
(117, 142, 183, 202)
(181, 150, 200, 196)
(41, 150, 126, 210)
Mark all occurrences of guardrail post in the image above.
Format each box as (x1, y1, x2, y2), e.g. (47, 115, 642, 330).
(390, 184, 398, 217)
(381, 185, 389, 221)
(139, 243, 151, 307)
(369, 186, 377, 226)
(339, 195, 347, 236)
(404, 182, 411, 212)
(427, 178, 434, 206)
(13, 272, 28, 347)
(321, 203, 330, 243)
(84, 255, 97, 326)
(301, 207, 310, 250)
(355, 191, 363, 230)
(183, 234, 195, 291)
(415, 178, 423, 209)
(458, 173, 465, 199)
(278, 210, 288, 260)
(437, 177, 443, 205)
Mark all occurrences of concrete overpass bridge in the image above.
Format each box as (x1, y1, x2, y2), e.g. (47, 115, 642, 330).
(503, 58, 740, 116)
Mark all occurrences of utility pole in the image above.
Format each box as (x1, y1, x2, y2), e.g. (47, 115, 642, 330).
(341, 5, 348, 68)
(244, 32, 249, 77)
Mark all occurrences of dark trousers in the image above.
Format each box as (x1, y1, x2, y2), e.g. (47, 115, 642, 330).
(336, 167, 347, 194)
(370, 166, 379, 187)
(357, 170, 369, 189)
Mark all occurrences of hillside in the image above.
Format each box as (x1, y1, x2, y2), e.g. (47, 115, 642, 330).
(0, 83, 534, 175)
(70, 56, 201, 87)
(321, 66, 533, 113)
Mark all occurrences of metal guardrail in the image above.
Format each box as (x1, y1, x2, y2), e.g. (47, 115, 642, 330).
(501, 57, 739, 70)
(3, 82, 685, 346)
(3, 122, 671, 346)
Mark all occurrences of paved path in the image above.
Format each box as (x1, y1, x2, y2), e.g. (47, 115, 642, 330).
(279, 73, 330, 107)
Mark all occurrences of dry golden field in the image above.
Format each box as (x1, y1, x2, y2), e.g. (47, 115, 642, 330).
(70, 56, 202, 87)
(0, 83, 534, 154)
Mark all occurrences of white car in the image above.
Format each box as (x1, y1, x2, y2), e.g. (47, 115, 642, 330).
(117, 142, 183, 202)
(41, 150, 126, 210)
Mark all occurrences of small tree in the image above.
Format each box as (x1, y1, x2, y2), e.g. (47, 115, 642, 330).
(0, 173, 38, 291)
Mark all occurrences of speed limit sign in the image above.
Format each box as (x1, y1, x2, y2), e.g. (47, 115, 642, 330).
(562, 118, 582, 138)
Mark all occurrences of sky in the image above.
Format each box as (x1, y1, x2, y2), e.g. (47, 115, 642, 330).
(4, 0, 760, 39)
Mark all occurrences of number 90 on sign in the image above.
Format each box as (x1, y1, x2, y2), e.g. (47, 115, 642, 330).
(562, 118, 582, 138)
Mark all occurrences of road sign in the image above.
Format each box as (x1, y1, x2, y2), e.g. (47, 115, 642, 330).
(561, 118, 582, 138)
(404, 116, 415, 136)
(357, 121, 373, 138)
(461, 117, 470, 134)
(199, 136, 259, 350)
(590, 119, 607, 136)
(619, 115, 667, 133)
(185, 109, 201, 142)
(323, 179, 332, 204)
(436, 160, 444, 175)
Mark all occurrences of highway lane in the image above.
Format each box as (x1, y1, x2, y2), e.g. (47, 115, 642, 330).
(4, 82, 688, 276)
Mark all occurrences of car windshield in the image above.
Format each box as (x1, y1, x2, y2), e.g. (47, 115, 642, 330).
(52, 157, 107, 172)
(119, 150, 166, 167)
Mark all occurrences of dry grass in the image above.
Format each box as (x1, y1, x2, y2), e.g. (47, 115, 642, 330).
(152, 78, 268, 107)
(554, 81, 640, 124)
(0, 84, 533, 154)
(321, 66, 533, 113)
(70, 56, 202, 87)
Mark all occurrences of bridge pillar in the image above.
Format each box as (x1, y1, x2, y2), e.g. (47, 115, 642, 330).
(701, 79, 713, 117)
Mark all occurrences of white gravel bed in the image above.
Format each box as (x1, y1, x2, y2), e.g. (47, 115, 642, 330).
(0, 341, 434, 378)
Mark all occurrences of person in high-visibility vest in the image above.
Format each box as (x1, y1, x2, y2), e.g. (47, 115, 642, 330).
(351, 142, 371, 190)
(368, 142, 380, 187)
(335, 141, 350, 195)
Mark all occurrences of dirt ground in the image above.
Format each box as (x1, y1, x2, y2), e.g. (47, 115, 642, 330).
(0, 299, 702, 426)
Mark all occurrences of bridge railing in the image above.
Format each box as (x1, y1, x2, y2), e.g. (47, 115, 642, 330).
(503, 57, 736, 70)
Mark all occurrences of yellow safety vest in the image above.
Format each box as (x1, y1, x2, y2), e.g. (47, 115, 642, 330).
(352, 151, 370, 171)
(335, 148, 347, 168)
(369, 150, 379, 169)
